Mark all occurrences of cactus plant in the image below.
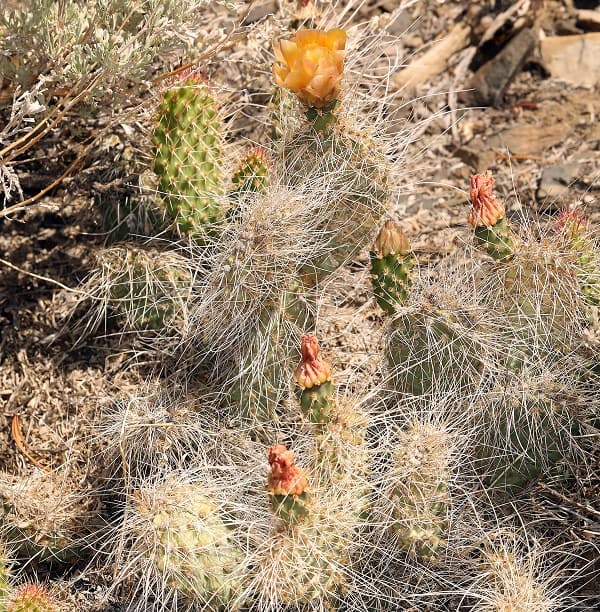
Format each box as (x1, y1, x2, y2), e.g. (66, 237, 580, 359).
(230, 148, 270, 203)
(97, 246, 190, 332)
(0, 470, 96, 567)
(384, 422, 451, 562)
(273, 28, 391, 282)
(370, 219, 415, 315)
(5, 583, 58, 612)
(468, 172, 514, 263)
(387, 272, 492, 396)
(293, 334, 335, 424)
(252, 443, 359, 607)
(130, 476, 245, 609)
(152, 69, 224, 238)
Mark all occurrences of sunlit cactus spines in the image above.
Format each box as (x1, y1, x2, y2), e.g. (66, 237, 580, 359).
(370, 219, 415, 315)
(0, 548, 10, 601)
(273, 28, 346, 133)
(294, 334, 335, 424)
(387, 265, 493, 396)
(127, 477, 245, 609)
(107, 247, 191, 331)
(469, 172, 514, 262)
(6, 582, 58, 612)
(555, 207, 600, 307)
(0, 469, 97, 567)
(267, 444, 311, 524)
(152, 70, 224, 237)
(471, 531, 562, 612)
(384, 422, 451, 561)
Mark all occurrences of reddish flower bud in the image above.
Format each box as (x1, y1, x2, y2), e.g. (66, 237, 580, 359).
(468, 173, 506, 228)
(267, 444, 308, 496)
(294, 334, 332, 389)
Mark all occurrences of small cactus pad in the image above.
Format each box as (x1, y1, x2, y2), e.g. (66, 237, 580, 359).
(469, 173, 514, 262)
(370, 220, 414, 314)
(152, 75, 223, 236)
(268, 445, 310, 524)
(230, 148, 270, 199)
(294, 335, 335, 424)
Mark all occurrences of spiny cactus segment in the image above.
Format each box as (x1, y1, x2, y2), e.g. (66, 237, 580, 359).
(468, 172, 514, 262)
(267, 444, 310, 524)
(294, 334, 335, 424)
(134, 480, 244, 606)
(370, 219, 415, 314)
(152, 69, 223, 237)
(6, 582, 58, 612)
(388, 423, 450, 561)
(555, 207, 599, 306)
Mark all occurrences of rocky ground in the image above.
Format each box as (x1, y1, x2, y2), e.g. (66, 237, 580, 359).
(1, 1, 599, 609)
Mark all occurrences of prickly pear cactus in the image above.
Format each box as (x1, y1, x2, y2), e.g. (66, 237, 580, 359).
(387, 423, 450, 561)
(258, 444, 357, 607)
(133, 479, 244, 608)
(5, 583, 58, 612)
(478, 384, 574, 491)
(370, 219, 415, 315)
(152, 71, 223, 237)
(230, 148, 269, 200)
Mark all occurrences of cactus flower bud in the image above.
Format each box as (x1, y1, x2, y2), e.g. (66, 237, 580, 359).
(273, 29, 346, 108)
(468, 172, 506, 228)
(555, 207, 589, 241)
(267, 445, 308, 497)
(294, 334, 332, 389)
(374, 219, 411, 257)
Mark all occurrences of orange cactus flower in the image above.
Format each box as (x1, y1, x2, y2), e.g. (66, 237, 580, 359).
(294, 334, 331, 389)
(267, 444, 308, 496)
(468, 172, 506, 228)
(273, 28, 347, 108)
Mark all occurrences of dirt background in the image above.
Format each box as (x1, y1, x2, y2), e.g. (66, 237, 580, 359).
(1, 0, 599, 609)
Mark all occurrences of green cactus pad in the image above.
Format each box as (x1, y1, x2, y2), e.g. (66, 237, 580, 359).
(389, 308, 485, 396)
(152, 79, 223, 237)
(271, 492, 311, 524)
(136, 481, 244, 607)
(230, 150, 269, 200)
(370, 251, 414, 315)
(299, 380, 335, 424)
(474, 216, 514, 262)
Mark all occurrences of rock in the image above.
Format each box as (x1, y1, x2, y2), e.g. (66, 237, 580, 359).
(540, 33, 600, 87)
(454, 146, 496, 173)
(467, 28, 537, 107)
(576, 9, 600, 32)
(485, 123, 571, 156)
(392, 23, 471, 90)
(241, 0, 276, 25)
(536, 164, 582, 200)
